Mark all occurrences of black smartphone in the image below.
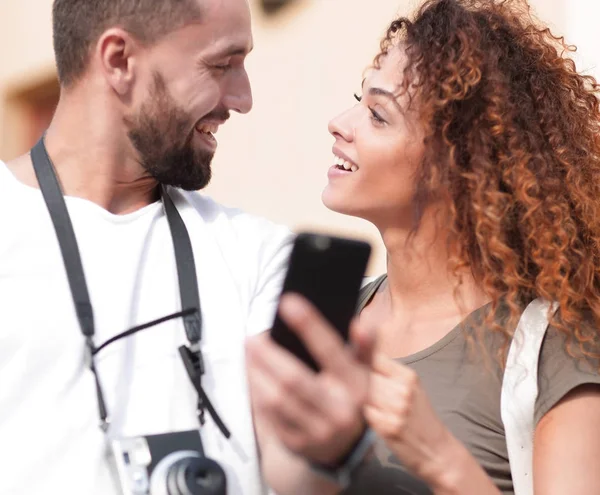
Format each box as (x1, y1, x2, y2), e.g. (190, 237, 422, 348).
(270, 232, 372, 371)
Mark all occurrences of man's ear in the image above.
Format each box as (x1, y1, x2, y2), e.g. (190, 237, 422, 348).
(95, 28, 141, 95)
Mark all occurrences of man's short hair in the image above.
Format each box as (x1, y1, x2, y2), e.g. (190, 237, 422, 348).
(52, 0, 204, 87)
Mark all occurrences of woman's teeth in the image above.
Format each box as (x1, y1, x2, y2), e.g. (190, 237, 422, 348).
(333, 155, 359, 172)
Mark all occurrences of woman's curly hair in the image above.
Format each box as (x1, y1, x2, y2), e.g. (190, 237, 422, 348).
(377, 0, 600, 364)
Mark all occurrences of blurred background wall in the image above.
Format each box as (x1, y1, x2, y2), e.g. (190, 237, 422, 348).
(0, 0, 597, 274)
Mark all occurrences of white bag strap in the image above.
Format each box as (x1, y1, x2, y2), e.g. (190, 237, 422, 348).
(500, 298, 557, 495)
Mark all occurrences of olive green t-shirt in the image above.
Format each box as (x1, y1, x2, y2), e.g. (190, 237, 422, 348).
(346, 275, 600, 495)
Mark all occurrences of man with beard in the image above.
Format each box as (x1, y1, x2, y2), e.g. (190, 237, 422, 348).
(0, 1, 303, 494)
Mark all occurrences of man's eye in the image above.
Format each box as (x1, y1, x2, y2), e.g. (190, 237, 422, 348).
(212, 62, 232, 71)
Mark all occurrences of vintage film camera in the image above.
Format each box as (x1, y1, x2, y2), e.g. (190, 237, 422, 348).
(111, 430, 226, 495)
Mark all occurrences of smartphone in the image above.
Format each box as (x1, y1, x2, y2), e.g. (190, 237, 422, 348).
(270, 232, 372, 371)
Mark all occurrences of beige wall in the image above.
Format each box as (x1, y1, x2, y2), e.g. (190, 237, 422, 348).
(566, 2, 600, 81)
(0, 0, 590, 276)
(0, 0, 56, 157)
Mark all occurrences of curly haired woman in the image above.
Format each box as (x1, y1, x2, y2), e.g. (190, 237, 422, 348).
(247, 1, 600, 494)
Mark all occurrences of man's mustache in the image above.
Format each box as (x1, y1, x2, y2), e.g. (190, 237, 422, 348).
(199, 109, 230, 124)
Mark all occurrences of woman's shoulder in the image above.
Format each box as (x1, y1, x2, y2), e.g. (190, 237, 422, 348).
(535, 315, 600, 424)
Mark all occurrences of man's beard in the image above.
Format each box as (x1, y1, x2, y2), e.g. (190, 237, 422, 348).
(126, 73, 226, 191)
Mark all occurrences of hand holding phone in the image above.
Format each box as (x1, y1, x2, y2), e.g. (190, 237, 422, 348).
(248, 233, 375, 470)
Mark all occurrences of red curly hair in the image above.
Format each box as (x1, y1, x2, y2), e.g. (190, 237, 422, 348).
(377, 0, 600, 363)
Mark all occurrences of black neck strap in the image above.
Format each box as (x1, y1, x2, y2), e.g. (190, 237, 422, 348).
(30, 138, 202, 345)
(29, 137, 229, 439)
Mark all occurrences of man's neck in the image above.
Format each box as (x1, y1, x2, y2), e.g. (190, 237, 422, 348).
(11, 91, 160, 215)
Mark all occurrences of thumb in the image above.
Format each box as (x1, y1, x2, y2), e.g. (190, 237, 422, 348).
(349, 317, 376, 366)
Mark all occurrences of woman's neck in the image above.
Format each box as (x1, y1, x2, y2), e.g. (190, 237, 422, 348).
(382, 225, 487, 319)
(368, 212, 490, 349)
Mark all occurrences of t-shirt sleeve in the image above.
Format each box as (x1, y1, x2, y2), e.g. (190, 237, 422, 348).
(534, 323, 600, 424)
(245, 226, 294, 337)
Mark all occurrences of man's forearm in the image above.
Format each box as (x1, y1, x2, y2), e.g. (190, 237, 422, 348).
(261, 436, 342, 495)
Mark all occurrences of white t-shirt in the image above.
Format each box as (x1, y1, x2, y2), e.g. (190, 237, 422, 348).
(0, 161, 292, 495)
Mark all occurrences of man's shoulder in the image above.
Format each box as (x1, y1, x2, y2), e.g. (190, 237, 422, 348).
(0, 155, 38, 193)
(176, 188, 294, 254)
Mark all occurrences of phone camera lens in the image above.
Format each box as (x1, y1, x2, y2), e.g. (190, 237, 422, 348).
(311, 235, 331, 251)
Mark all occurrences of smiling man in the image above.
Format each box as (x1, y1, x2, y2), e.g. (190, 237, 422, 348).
(0, 1, 293, 494)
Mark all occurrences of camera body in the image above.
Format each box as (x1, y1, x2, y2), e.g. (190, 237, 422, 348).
(111, 430, 227, 495)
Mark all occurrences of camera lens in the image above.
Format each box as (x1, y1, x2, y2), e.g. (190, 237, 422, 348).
(150, 451, 226, 495)
(166, 457, 227, 495)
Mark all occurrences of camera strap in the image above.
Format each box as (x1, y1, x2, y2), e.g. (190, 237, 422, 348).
(30, 136, 229, 439)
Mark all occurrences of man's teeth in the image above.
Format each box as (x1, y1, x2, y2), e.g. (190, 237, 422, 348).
(333, 155, 359, 172)
(196, 124, 219, 134)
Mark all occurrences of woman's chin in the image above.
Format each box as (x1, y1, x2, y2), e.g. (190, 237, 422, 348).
(322, 189, 361, 217)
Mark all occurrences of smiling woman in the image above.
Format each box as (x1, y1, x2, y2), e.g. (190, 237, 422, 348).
(323, 0, 600, 493)
(324, 47, 428, 224)
(247, 1, 600, 494)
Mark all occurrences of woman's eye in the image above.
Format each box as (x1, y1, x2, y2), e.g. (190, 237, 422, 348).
(369, 108, 386, 124)
(355, 93, 386, 125)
